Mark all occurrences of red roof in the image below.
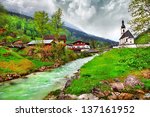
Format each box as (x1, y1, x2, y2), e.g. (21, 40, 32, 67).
(72, 40, 89, 45)
(44, 35, 67, 43)
(44, 35, 55, 40)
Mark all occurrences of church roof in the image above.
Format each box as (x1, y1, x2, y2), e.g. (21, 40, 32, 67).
(120, 30, 134, 40)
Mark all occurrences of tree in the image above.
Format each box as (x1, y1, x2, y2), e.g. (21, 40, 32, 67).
(0, 3, 8, 28)
(34, 11, 49, 38)
(49, 8, 64, 39)
(129, 0, 150, 34)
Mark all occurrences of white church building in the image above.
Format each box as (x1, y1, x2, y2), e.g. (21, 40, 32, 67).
(113, 20, 150, 48)
(119, 20, 134, 45)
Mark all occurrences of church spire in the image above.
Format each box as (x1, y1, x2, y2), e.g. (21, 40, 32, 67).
(121, 20, 126, 35)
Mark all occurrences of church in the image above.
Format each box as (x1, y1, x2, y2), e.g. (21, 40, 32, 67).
(119, 20, 134, 45)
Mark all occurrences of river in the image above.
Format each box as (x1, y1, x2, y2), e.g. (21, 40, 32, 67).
(0, 55, 96, 100)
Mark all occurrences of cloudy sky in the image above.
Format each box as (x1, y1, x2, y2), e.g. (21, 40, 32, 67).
(0, 0, 132, 41)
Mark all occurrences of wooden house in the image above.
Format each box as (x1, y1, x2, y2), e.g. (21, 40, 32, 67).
(27, 40, 54, 50)
(58, 35, 67, 43)
(44, 35, 55, 40)
(43, 35, 67, 44)
(67, 40, 91, 52)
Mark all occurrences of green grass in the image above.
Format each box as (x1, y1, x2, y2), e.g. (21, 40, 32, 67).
(0, 47, 35, 76)
(66, 47, 150, 95)
(135, 30, 150, 44)
(0, 47, 55, 77)
(142, 79, 150, 90)
(28, 58, 54, 69)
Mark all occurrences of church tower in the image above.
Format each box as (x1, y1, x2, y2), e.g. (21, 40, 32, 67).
(121, 20, 126, 35)
(119, 20, 134, 45)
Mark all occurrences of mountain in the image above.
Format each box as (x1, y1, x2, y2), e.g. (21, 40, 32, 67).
(8, 11, 117, 45)
(63, 26, 117, 45)
(8, 11, 33, 20)
(64, 22, 82, 31)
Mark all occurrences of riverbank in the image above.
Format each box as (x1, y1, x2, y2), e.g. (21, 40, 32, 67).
(0, 55, 96, 99)
(0, 63, 59, 83)
(44, 47, 150, 100)
(0, 46, 93, 83)
(44, 69, 150, 100)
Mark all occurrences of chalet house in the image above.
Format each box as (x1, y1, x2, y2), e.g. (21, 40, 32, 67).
(58, 35, 67, 43)
(28, 40, 53, 46)
(67, 40, 91, 52)
(44, 35, 67, 44)
(44, 35, 55, 40)
(28, 40, 56, 52)
(119, 20, 134, 45)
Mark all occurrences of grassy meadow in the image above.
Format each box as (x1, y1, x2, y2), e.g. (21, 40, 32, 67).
(66, 47, 150, 95)
(0, 47, 54, 77)
(135, 30, 150, 44)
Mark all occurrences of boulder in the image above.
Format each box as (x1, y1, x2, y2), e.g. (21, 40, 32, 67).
(110, 82, 124, 91)
(92, 88, 105, 98)
(48, 95, 57, 100)
(53, 63, 61, 68)
(0, 76, 3, 82)
(144, 93, 150, 100)
(114, 78, 121, 82)
(124, 75, 143, 87)
(108, 92, 120, 100)
(64, 79, 72, 88)
(58, 94, 78, 100)
(118, 93, 133, 100)
(136, 90, 145, 95)
(142, 70, 150, 79)
(103, 91, 111, 97)
(39, 66, 47, 72)
(78, 94, 98, 100)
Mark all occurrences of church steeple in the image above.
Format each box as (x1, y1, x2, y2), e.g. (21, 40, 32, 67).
(121, 20, 126, 35)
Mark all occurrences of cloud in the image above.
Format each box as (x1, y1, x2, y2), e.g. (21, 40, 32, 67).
(0, 0, 131, 41)
(0, 0, 57, 15)
(68, 0, 96, 21)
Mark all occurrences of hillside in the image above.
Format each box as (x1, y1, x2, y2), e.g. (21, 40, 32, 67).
(0, 47, 54, 79)
(8, 12, 116, 45)
(135, 29, 150, 44)
(0, 47, 33, 76)
(66, 47, 150, 95)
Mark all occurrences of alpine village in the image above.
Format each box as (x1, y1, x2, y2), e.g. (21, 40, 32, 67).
(0, 0, 150, 100)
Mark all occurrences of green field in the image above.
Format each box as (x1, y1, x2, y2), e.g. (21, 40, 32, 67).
(0, 47, 53, 77)
(135, 30, 150, 44)
(66, 47, 150, 95)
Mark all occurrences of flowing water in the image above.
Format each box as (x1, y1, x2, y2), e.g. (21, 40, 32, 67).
(0, 56, 96, 100)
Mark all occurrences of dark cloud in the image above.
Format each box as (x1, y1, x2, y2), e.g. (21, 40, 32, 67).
(0, 0, 131, 41)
